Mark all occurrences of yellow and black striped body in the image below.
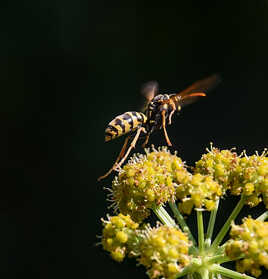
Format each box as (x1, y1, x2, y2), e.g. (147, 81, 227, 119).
(105, 111, 147, 142)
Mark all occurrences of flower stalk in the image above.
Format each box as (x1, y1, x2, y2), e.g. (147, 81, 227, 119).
(257, 210, 268, 221)
(210, 264, 256, 279)
(196, 209, 204, 251)
(211, 195, 245, 249)
(152, 204, 176, 228)
(205, 199, 219, 247)
(169, 201, 197, 246)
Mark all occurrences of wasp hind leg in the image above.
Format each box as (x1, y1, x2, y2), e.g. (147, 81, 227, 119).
(97, 135, 131, 181)
(116, 127, 146, 169)
(161, 110, 172, 146)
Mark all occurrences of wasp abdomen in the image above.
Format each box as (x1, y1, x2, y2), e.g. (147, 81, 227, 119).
(105, 111, 147, 142)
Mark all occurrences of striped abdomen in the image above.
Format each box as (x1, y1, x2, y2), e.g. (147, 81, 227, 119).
(105, 111, 147, 142)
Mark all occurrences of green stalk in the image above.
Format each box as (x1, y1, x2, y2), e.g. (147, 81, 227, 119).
(158, 205, 177, 227)
(211, 195, 245, 249)
(207, 254, 244, 264)
(174, 265, 193, 278)
(152, 205, 172, 227)
(196, 209, 204, 251)
(256, 210, 268, 221)
(205, 199, 219, 247)
(152, 204, 176, 227)
(169, 201, 197, 246)
(199, 268, 209, 279)
(210, 264, 255, 279)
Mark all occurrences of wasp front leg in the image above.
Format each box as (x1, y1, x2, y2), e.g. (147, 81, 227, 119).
(142, 132, 150, 148)
(168, 101, 176, 125)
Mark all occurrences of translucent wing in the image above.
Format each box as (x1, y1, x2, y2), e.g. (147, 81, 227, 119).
(140, 81, 158, 112)
(175, 74, 221, 107)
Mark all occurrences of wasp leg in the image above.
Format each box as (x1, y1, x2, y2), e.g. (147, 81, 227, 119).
(116, 127, 146, 169)
(97, 135, 131, 181)
(142, 133, 150, 148)
(161, 110, 172, 146)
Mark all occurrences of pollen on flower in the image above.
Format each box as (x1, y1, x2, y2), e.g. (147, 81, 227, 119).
(138, 225, 191, 279)
(225, 217, 268, 277)
(176, 172, 222, 214)
(194, 145, 239, 193)
(111, 147, 188, 222)
(101, 213, 140, 262)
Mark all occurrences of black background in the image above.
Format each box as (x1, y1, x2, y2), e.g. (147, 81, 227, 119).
(3, 1, 268, 278)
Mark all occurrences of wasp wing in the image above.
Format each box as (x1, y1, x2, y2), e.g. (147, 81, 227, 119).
(175, 74, 221, 107)
(140, 81, 159, 112)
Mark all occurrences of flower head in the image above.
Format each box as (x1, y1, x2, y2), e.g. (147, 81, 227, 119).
(111, 147, 187, 222)
(231, 152, 268, 207)
(101, 213, 140, 262)
(225, 217, 268, 277)
(194, 145, 239, 193)
(138, 224, 191, 279)
(176, 173, 222, 214)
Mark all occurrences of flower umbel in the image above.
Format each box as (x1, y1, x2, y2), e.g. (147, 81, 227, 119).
(231, 152, 268, 208)
(101, 213, 140, 262)
(225, 217, 268, 277)
(194, 145, 239, 193)
(138, 225, 191, 279)
(100, 145, 268, 279)
(176, 173, 222, 214)
(111, 147, 187, 222)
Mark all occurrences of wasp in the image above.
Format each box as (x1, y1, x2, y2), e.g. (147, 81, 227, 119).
(98, 74, 221, 181)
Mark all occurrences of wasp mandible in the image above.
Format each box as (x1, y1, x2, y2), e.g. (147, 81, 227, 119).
(98, 74, 221, 181)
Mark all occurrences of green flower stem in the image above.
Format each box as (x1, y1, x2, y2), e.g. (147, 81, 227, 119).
(210, 264, 256, 279)
(169, 201, 197, 246)
(159, 205, 177, 227)
(174, 265, 193, 278)
(257, 210, 268, 221)
(216, 254, 245, 264)
(152, 204, 176, 227)
(205, 199, 219, 247)
(196, 209, 204, 251)
(207, 254, 228, 264)
(211, 195, 245, 249)
(199, 268, 209, 279)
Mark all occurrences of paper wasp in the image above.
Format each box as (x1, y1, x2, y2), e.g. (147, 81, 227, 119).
(98, 74, 221, 181)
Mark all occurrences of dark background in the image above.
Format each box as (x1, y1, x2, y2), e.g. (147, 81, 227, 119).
(2, 1, 268, 278)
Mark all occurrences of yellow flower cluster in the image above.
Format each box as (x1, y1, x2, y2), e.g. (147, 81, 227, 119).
(194, 146, 239, 193)
(139, 225, 191, 279)
(225, 217, 268, 277)
(176, 173, 222, 214)
(231, 154, 268, 207)
(112, 147, 187, 222)
(101, 213, 139, 262)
